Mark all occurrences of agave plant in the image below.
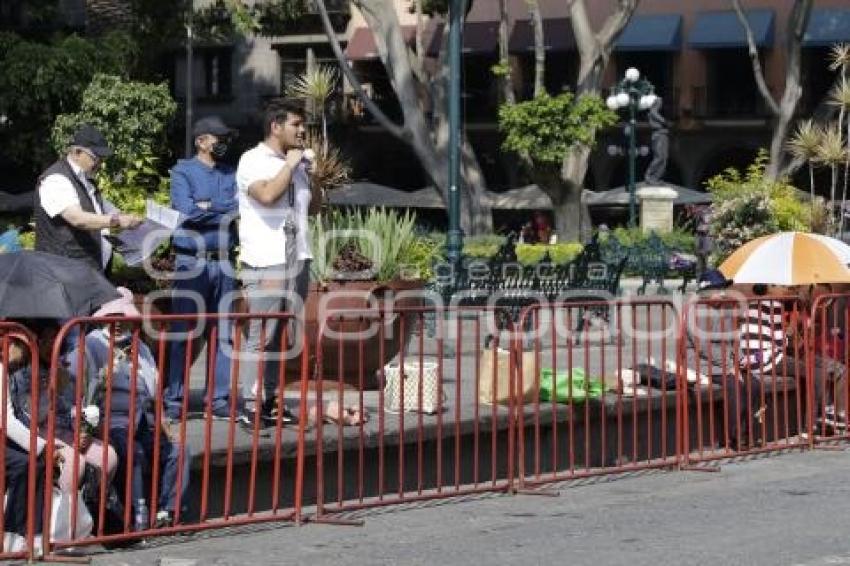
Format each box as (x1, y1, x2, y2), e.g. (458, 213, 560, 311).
(829, 43, 850, 73)
(816, 125, 848, 236)
(285, 65, 339, 152)
(830, 76, 850, 235)
(309, 208, 440, 283)
(306, 137, 350, 196)
(787, 119, 821, 203)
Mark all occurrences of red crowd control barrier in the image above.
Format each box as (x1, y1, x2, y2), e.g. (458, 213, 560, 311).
(37, 313, 308, 558)
(4, 290, 850, 560)
(513, 298, 681, 489)
(0, 323, 42, 562)
(808, 293, 850, 445)
(678, 294, 809, 465)
(309, 306, 517, 522)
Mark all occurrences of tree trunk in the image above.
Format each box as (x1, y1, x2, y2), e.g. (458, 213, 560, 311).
(529, 0, 545, 97)
(733, 0, 813, 180)
(414, 0, 424, 73)
(531, 168, 581, 240)
(334, 0, 492, 234)
(540, 179, 582, 241)
(558, 0, 637, 240)
(461, 137, 494, 233)
(766, 85, 802, 179)
(498, 0, 515, 105)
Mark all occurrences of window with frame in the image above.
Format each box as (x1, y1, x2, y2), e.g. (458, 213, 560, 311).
(202, 47, 232, 99)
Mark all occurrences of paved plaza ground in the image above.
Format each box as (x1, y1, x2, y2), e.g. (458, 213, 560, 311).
(83, 447, 850, 566)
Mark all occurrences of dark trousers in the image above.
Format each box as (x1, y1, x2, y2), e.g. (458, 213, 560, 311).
(109, 414, 190, 514)
(721, 374, 764, 443)
(4, 441, 44, 536)
(166, 255, 236, 418)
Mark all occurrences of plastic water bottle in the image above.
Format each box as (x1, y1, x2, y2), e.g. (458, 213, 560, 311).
(134, 499, 149, 531)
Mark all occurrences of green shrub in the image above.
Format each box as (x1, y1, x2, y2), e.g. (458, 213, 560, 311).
(516, 242, 583, 265)
(51, 73, 176, 215)
(499, 92, 617, 166)
(611, 227, 696, 252)
(706, 151, 817, 261)
(0, 32, 136, 171)
(463, 234, 506, 258)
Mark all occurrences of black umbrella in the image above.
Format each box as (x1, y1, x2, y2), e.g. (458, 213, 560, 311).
(0, 251, 121, 318)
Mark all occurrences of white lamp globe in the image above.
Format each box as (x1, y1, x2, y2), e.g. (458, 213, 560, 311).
(616, 92, 630, 107)
(606, 95, 619, 110)
(644, 93, 658, 108)
(625, 67, 640, 82)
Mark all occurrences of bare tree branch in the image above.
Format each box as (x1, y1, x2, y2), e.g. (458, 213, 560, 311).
(315, 0, 410, 141)
(597, 0, 639, 49)
(731, 0, 780, 116)
(414, 0, 424, 72)
(570, 0, 638, 93)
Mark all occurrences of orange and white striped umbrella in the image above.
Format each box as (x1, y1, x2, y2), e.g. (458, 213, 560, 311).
(718, 232, 850, 285)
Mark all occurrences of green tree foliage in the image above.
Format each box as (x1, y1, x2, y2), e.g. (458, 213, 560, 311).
(0, 0, 65, 37)
(51, 74, 177, 215)
(123, 0, 305, 81)
(0, 32, 135, 172)
(498, 92, 617, 167)
(706, 151, 825, 260)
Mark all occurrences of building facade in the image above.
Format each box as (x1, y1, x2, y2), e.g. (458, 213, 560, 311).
(121, 1, 850, 200)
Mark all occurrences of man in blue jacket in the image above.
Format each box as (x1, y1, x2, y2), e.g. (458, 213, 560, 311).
(166, 116, 238, 421)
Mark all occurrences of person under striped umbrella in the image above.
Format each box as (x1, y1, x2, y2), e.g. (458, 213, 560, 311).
(719, 232, 850, 437)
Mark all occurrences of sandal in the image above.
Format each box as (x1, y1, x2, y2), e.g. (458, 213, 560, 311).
(309, 401, 369, 426)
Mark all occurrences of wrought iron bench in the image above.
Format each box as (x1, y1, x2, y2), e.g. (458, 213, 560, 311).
(428, 236, 628, 343)
(620, 232, 696, 295)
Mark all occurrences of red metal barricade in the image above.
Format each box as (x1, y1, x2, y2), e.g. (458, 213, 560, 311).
(4, 289, 848, 560)
(678, 294, 809, 466)
(0, 323, 42, 561)
(39, 312, 309, 556)
(513, 298, 681, 489)
(808, 292, 850, 445)
(309, 305, 516, 522)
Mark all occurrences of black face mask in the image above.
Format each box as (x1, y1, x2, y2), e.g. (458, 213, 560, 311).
(211, 142, 228, 159)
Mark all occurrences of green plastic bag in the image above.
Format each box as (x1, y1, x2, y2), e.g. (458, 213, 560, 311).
(539, 368, 604, 403)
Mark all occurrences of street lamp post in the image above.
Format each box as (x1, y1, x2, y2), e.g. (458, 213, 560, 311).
(606, 68, 657, 228)
(446, 0, 465, 281)
(185, 17, 194, 158)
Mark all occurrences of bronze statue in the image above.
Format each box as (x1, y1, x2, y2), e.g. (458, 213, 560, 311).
(644, 97, 668, 185)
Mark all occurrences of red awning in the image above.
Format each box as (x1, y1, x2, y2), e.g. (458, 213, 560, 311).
(345, 25, 417, 61)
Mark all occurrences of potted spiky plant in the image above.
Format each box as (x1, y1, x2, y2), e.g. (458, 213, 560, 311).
(295, 208, 442, 389)
(281, 68, 443, 388)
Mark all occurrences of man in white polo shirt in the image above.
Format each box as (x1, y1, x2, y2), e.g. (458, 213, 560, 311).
(35, 124, 142, 273)
(235, 99, 321, 427)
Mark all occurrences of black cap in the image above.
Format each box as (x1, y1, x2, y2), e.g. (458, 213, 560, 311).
(70, 124, 113, 158)
(192, 115, 233, 138)
(697, 269, 733, 291)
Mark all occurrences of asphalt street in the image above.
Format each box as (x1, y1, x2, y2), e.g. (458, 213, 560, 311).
(75, 447, 850, 566)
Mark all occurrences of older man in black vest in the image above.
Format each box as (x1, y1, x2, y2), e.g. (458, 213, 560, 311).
(34, 124, 141, 273)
